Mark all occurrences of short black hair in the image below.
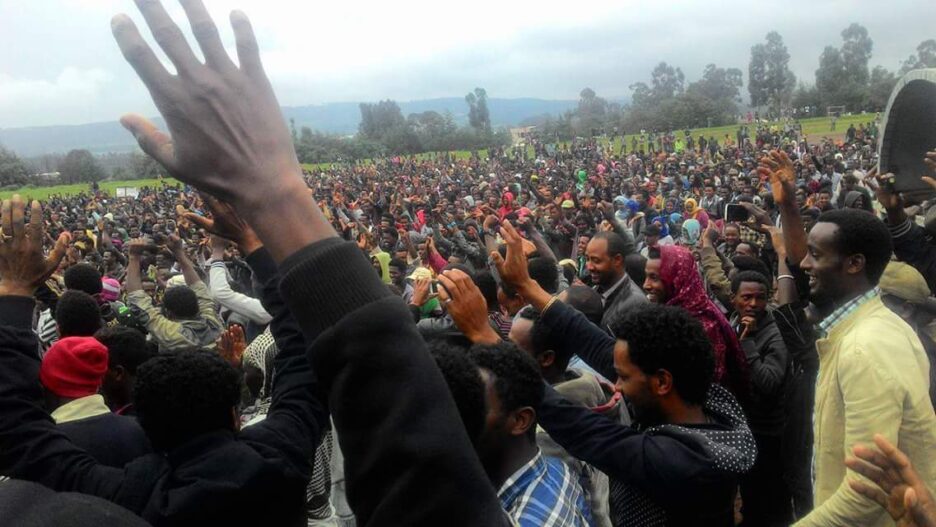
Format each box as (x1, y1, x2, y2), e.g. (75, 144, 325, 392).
(55, 290, 103, 337)
(95, 326, 153, 374)
(474, 271, 500, 312)
(609, 304, 714, 405)
(731, 270, 771, 295)
(469, 342, 543, 441)
(730, 255, 770, 278)
(644, 223, 662, 237)
(63, 264, 103, 295)
(162, 286, 199, 319)
(625, 253, 647, 288)
(561, 285, 604, 326)
(427, 339, 486, 445)
(528, 257, 559, 294)
(590, 231, 628, 260)
(389, 258, 407, 273)
(133, 350, 242, 451)
(817, 209, 894, 284)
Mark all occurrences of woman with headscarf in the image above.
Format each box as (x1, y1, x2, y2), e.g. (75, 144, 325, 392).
(624, 198, 646, 246)
(650, 216, 675, 246)
(643, 245, 749, 398)
(680, 218, 701, 248)
(684, 198, 710, 229)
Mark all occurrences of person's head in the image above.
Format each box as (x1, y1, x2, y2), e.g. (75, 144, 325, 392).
(608, 305, 714, 426)
(427, 339, 486, 446)
(55, 290, 103, 337)
(474, 271, 500, 313)
(643, 223, 661, 248)
(643, 247, 666, 303)
(96, 326, 154, 411)
(557, 285, 604, 326)
(577, 234, 591, 255)
(879, 262, 935, 326)
(162, 285, 199, 320)
(731, 271, 771, 322)
(528, 256, 559, 294)
(843, 174, 858, 191)
(388, 258, 407, 287)
(585, 232, 628, 288)
(624, 253, 648, 290)
(801, 209, 893, 309)
(133, 350, 242, 452)
(40, 336, 109, 409)
(817, 189, 832, 209)
(63, 264, 103, 297)
(469, 343, 543, 479)
(723, 224, 740, 247)
(735, 242, 757, 259)
(497, 282, 525, 316)
(703, 184, 715, 198)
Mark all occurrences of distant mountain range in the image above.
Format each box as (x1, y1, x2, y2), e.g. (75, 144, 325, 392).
(0, 97, 584, 157)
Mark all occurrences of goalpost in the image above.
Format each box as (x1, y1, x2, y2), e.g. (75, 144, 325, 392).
(826, 105, 846, 117)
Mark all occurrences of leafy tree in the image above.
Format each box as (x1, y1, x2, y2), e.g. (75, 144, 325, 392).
(791, 83, 821, 112)
(901, 39, 936, 73)
(58, 149, 105, 184)
(575, 87, 608, 136)
(358, 100, 407, 140)
(750, 32, 795, 111)
(130, 152, 164, 180)
(650, 62, 685, 100)
(840, 23, 873, 86)
(814, 24, 875, 112)
(867, 66, 898, 111)
(0, 147, 30, 188)
(465, 87, 491, 134)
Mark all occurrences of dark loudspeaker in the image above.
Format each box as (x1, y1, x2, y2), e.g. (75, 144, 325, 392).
(878, 68, 936, 203)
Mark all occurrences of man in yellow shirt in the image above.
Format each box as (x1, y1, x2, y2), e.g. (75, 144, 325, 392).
(796, 209, 936, 527)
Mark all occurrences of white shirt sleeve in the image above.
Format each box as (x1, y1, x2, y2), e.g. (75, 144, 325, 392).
(208, 261, 272, 325)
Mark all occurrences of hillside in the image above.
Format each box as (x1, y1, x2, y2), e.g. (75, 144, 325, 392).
(0, 97, 580, 156)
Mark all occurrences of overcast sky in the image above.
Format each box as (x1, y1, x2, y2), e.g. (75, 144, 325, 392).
(1, 0, 934, 128)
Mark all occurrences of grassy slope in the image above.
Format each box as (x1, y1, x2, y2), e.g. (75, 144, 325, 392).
(0, 178, 179, 200)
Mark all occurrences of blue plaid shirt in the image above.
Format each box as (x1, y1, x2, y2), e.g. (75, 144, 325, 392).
(817, 287, 880, 337)
(498, 450, 591, 527)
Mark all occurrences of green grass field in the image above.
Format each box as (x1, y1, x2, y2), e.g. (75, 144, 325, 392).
(0, 178, 179, 201)
(3, 113, 876, 199)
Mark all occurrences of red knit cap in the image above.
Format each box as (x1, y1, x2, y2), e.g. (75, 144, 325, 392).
(40, 337, 109, 398)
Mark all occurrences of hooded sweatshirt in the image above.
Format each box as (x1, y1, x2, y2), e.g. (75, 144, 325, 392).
(536, 301, 756, 526)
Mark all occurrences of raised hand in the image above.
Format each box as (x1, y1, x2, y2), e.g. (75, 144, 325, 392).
(758, 150, 795, 206)
(436, 269, 501, 345)
(847, 434, 936, 527)
(217, 324, 246, 367)
(183, 194, 261, 253)
(127, 238, 148, 258)
(0, 196, 70, 297)
(491, 220, 532, 291)
(923, 151, 936, 191)
(111, 0, 302, 208)
(409, 277, 434, 307)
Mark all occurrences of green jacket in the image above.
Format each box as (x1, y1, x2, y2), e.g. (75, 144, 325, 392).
(127, 282, 223, 352)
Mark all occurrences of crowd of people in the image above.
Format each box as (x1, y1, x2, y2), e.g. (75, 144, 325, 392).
(1, 2, 936, 527)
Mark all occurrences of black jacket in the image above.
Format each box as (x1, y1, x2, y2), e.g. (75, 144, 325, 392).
(537, 300, 756, 526)
(277, 238, 509, 526)
(57, 412, 151, 468)
(730, 311, 791, 436)
(0, 248, 326, 527)
(598, 274, 648, 330)
(889, 218, 936, 293)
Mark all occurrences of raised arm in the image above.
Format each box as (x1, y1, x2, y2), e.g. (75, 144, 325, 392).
(759, 150, 806, 264)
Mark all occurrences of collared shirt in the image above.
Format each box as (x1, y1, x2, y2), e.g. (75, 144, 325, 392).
(817, 287, 880, 337)
(498, 450, 591, 527)
(50, 394, 111, 425)
(597, 274, 629, 307)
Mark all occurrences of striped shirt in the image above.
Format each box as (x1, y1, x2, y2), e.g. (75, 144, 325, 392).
(498, 450, 591, 527)
(817, 287, 880, 337)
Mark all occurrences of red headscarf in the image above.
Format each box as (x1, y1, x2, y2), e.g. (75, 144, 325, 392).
(658, 245, 749, 397)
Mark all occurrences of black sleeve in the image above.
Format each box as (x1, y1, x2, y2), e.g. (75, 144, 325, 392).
(277, 239, 508, 526)
(537, 385, 724, 509)
(238, 248, 327, 480)
(0, 296, 123, 498)
(540, 300, 617, 381)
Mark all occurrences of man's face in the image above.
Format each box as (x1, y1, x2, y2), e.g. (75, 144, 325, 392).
(724, 226, 740, 247)
(718, 187, 730, 200)
(577, 235, 590, 255)
(388, 265, 404, 286)
(795, 189, 806, 208)
(801, 222, 848, 306)
(643, 258, 668, 303)
(644, 233, 660, 248)
(732, 281, 768, 321)
(704, 187, 714, 198)
(585, 238, 620, 287)
(103, 252, 114, 266)
(818, 192, 831, 209)
(613, 340, 663, 426)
